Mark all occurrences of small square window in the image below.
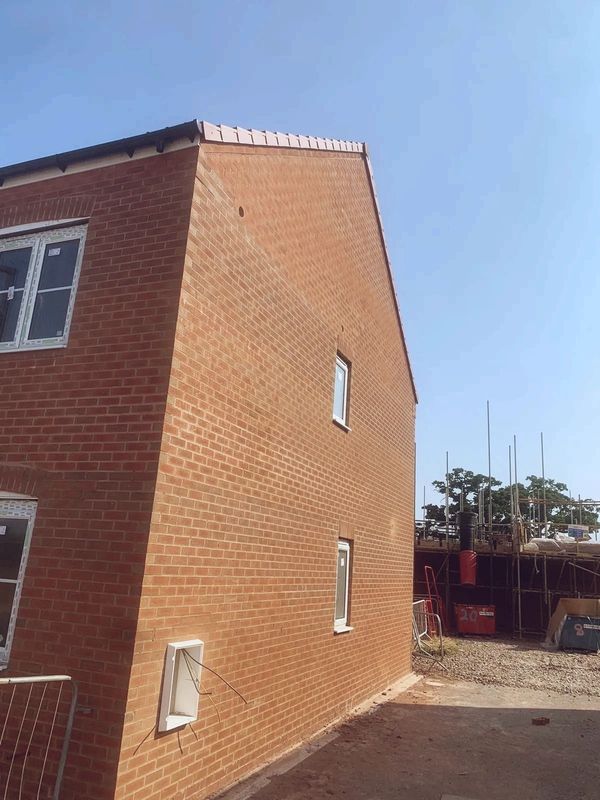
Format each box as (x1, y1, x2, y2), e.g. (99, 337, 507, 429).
(0, 224, 87, 353)
(332, 355, 350, 427)
(334, 540, 351, 631)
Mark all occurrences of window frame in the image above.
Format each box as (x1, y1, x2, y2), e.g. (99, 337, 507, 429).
(332, 354, 350, 428)
(0, 499, 37, 664)
(334, 539, 352, 633)
(0, 223, 87, 353)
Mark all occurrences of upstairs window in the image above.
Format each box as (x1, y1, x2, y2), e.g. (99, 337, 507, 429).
(332, 354, 350, 427)
(0, 224, 87, 352)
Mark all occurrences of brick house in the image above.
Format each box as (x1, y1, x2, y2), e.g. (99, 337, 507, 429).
(0, 120, 417, 799)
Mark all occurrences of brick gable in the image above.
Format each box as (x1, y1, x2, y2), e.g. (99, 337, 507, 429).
(115, 144, 415, 800)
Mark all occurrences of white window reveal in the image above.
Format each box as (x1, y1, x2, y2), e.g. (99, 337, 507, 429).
(158, 639, 204, 732)
(0, 500, 37, 663)
(334, 540, 352, 633)
(332, 355, 350, 427)
(0, 224, 87, 352)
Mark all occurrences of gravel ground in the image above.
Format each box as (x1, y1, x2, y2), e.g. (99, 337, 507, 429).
(420, 636, 600, 696)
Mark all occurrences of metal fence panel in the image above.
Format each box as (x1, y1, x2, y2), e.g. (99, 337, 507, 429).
(0, 675, 77, 800)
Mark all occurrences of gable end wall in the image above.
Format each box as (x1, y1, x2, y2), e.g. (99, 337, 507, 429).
(117, 145, 415, 800)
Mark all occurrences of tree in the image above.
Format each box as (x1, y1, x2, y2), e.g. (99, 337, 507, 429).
(425, 467, 502, 523)
(525, 475, 600, 526)
(424, 468, 599, 527)
(489, 484, 522, 523)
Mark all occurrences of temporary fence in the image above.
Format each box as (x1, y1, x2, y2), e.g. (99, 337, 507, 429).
(0, 674, 77, 800)
(412, 599, 445, 665)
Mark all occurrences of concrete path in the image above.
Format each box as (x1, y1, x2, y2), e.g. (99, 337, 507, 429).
(218, 675, 600, 800)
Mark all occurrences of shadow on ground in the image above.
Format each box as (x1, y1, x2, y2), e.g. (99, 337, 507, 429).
(237, 678, 600, 800)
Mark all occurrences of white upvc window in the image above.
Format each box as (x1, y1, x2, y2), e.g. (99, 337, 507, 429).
(334, 540, 352, 632)
(332, 355, 350, 427)
(0, 224, 87, 352)
(0, 500, 36, 663)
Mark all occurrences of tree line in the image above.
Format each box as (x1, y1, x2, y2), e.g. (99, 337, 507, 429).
(424, 467, 599, 527)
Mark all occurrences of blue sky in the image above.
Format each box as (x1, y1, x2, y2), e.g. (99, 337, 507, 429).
(3, 2, 599, 507)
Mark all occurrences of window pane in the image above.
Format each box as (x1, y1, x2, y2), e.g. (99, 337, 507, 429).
(0, 583, 17, 647)
(0, 518, 28, 581)
(0, 291, 23, 343)
(335, 547, 348, 621)
(0, 247, 33, 290)
(38, 239, 80, 290)
(27, 289, 71, 341)
(333, 362, 347, 421)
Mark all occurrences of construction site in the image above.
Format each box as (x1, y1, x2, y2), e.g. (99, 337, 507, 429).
(413, 419, 600, 643)
(414, 513, 600, 637)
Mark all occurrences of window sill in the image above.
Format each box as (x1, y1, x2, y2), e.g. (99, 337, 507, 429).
(0, 664, 8, 672)
(0, 342, 68, 355)
(333, 625, 354, 635)
(161, 713, 197, 731)
(332, 418, 351, 433)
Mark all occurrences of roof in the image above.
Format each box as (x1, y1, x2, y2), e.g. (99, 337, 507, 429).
(0, 120, 417, 402)
(0, 121, 201, 186)
(0, 121, 364, 185)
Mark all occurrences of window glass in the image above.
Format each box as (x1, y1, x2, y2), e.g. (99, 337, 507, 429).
(0, 247, 33, 290)
(335, 546, 348, 621)
(37, 239, 80, 290)
(0, 518, 28, 581)
(0, 247, 33, 345)
(0, 583, 17, 647)
(0, 293, 23, 343)
(0, 501, 36, 661)
(333, 358, 348, 423)
(27, 289, 71, 341)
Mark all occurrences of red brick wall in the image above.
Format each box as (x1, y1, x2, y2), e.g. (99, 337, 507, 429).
(0, 148, 197, 799)
(116, 145, 416, 800)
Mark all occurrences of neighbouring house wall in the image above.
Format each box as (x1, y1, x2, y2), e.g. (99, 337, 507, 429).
(0, 147, 197, 799)
(117, 145, 415, 800)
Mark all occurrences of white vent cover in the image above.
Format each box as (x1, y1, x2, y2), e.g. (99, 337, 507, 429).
(158, 639, 204, 732)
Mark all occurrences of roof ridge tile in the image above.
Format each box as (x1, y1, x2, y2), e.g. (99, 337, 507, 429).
(200, 121, 364, 153)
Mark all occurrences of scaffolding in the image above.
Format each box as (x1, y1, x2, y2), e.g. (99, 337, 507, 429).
(414, 529, 600, 637)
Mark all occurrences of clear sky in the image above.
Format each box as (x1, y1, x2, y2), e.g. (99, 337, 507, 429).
(3, 2, 599, 508)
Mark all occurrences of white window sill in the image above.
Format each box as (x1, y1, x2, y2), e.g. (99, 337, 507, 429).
(333, 625, 354, 635)
(0, 342, 68, 355)
(332, 417, 351, 432)
(0, 664, 8, 672)
(162, 713, 197, 731)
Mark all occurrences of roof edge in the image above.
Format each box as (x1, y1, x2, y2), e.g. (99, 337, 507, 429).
(362, 147, 418, 404)
(0, 120, 202, 186)
(200, 121, 364, 153)
(0, 119, 364, 185)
